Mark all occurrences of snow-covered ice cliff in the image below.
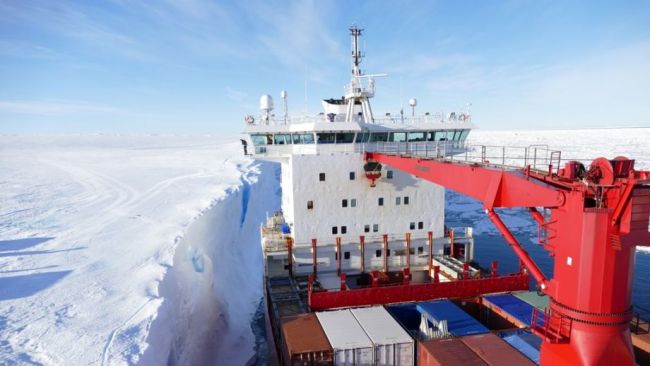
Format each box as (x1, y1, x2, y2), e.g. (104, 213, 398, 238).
(0, 135, 279, 365)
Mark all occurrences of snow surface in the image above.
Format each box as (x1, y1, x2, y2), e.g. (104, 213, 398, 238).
(0, 128, 648, 365)
(0, 135, 279, 365)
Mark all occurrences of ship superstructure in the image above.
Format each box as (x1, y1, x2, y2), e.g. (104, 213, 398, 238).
(245, 27, 474, 287)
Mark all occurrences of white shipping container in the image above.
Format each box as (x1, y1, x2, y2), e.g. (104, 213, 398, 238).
(351, 306, 415, 366)
(316, 309, 374, 365)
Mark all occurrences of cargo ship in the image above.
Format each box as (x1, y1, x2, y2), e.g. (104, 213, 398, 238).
(243, 26, 650, 366)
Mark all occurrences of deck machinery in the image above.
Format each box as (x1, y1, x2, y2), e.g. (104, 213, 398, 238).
(363, 152, 650, 365)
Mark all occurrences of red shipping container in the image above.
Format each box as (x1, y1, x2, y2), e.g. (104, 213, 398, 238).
(281, 313, 333, 366)
(461, 333, 535, 366)
(417, 338, 487, 366)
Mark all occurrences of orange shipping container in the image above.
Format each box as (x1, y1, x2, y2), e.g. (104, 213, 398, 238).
(281, 313, 333, 366)
(461, 333, 535, 366)
(417, 338, 487, 366)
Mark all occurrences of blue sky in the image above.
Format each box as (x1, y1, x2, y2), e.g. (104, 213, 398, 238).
(1, 0, 649, 134)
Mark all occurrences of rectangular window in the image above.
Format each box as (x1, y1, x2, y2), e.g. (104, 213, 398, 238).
(351, 199, 357, 207)
(410, 222, 415, 230)
(364, 225, 370, 233)
(409, 248, 415, 255)
(319, 173, 325, 181)
(342, 199, 348, 208)
(373, 224, 379, 232)
(335, 252, 338, 260)
(418, 221, 423, 229)
(341, 226, 347, 234)
(344, 251, 350, 260)
(349, 172, 355, 180)
(418, 246, 424, 254)
(386, 249, 391, 257)
(332, 226, 338, 235)
(356, 132, 371, 143)
(387, 170, 394, 179)
(376, 250, 382, 258)
(307, 200, 313, 210)
(407, 132, 425, 142)
(317, 133, 336, 144)
(378, 197, 384, 206)
(396, 197, 401, 205)
(302, 133, 315, 144)
(404, 196, 409, 205)
(389, 132, 407, 142)
(335, 133, 355, 143)
(369, 132, 389, 142)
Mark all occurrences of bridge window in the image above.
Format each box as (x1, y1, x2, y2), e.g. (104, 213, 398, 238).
(317, 133, 336, 144)
(319, 173, 325, 181)
(351, 199, 357, 207)
(341, 226, 347, 234)
(389, 132, 407, 142)
(342, 199, 348, 208)
(407, 132, 425, 142)
(387, 170, 394, 179)
(460, 129, 470, 141)
(274, 134, 291, 145)
(378, 197, 384, 206)
(356, 132, 371, 143)
(332, 226, 338, 235)
(307, 200, 313, 209)
(396, 197, 401, 205)
(418, 221, 423, 229)
(404, 196, 409, 205)
(336, 133, 355, 143)
(373, 224, 379, 232)
(370, 132, 389, 142)
(292, 133, 315, 144)
(349, 172, 355, 180)
(453, 130, 462, 141)
(364, 224, 370, 233)
(251, 134, 271, 145)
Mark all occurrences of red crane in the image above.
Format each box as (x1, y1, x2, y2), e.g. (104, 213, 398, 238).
(365, 151, 650, 366)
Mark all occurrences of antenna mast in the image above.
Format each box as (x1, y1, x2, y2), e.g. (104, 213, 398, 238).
(350, 26, 363, 77)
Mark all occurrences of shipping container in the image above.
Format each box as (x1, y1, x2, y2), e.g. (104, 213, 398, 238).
(281, 313, 334, 366)
(416, 300, 489, 337)
(499, 330, 542, 365)
(483, 293, 535, 328)
(461, 333, 535, 366)
(351, 306, 414, 366)
(417, 338, 487, 366)
(316, 309, 374, 365)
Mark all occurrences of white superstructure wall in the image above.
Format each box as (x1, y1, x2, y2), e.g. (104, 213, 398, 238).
(284, 153, 445, 246)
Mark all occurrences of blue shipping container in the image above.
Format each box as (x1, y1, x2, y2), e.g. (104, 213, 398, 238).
(484, 293, 536, 326)
(499, 330, 542, 365)
(416, 300, 490, 337)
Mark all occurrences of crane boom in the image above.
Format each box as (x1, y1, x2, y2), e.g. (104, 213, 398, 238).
(366, 150, 650, 366)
